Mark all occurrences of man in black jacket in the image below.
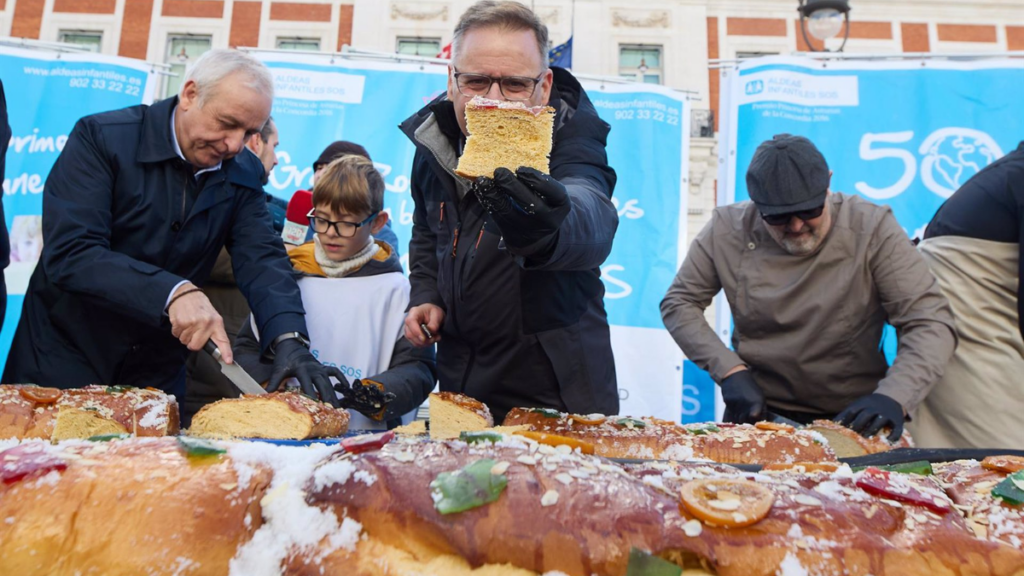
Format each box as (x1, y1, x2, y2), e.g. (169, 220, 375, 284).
(401, 0, 619, 422)
(4, 50, 344, 405)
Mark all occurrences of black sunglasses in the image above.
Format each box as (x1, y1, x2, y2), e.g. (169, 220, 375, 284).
(760, 204, 825, 226)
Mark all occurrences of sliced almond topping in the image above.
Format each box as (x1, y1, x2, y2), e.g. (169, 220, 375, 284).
(794, 494, 823, 506)
(682, 519, 703, 537)
(490, 461, 511, 475)
(541, 489, 559, 506)
(554, 473, 574, 486)
(517, 455, 537, 466)
(707, 499, 742, 511)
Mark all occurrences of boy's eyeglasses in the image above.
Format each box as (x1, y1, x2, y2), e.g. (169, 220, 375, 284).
(760, 204, 826, 226)
(452, 67, 544, 101)
(307, 210, 378, 238)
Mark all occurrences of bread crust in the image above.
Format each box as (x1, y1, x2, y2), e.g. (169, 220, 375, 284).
(0, 437, 271, 576)
(502, 409, 836, 464)
(0, 384, 179, 441)
(305, 437, 1024, 576)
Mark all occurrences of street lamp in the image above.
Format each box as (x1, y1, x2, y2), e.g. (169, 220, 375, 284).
(797, 0, 851, 52)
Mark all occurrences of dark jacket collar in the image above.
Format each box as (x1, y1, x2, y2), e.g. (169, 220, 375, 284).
(137, 96, 180, 164)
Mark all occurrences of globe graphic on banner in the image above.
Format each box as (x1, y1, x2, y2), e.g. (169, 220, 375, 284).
(918, 128, 1003, 198)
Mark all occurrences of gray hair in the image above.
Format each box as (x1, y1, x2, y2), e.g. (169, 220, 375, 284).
(182, 48, 274, 106)
(451, 1, 549, 65)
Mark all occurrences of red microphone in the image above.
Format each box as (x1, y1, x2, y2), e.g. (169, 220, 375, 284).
(282, 189, 313, 246)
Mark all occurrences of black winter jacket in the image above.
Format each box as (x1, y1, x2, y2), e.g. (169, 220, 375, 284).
(399, 67, 619, 422)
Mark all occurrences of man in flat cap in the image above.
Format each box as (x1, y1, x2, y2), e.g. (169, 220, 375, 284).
(661, 134, 957, 441)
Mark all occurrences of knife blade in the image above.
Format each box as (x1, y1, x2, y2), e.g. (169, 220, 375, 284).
(765, 411, 803, 428)
(203, 340, 267, 396)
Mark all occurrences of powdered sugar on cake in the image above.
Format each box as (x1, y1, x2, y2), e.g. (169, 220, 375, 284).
(468, 95, 551, 116)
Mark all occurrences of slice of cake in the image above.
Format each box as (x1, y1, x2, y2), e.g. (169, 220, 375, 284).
(428, 392, 493, 440)
(50, 385, 180, 442)
(188, 392, 349, 440)
(454, 96, 555, 179)
(806, 419, 913, 458)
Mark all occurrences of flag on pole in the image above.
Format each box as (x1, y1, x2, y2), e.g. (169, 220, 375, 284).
(437, 42, 452, 59)
(548, 37, 572, 69)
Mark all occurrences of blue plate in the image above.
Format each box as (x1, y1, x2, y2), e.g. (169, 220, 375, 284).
(238, 437, 344, 447)
(238, 431, 384, 447)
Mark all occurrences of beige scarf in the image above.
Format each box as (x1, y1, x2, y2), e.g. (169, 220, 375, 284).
(313, 236, 379, 278)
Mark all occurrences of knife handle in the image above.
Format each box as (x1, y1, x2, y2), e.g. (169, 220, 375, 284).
(203, 339, 222, 361)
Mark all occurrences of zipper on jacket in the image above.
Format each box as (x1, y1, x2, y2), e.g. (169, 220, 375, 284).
(439, 202, 445, 227)
(451, 223, 461, 258)
(459, 347, 476, 394)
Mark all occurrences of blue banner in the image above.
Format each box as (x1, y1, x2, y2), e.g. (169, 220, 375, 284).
(254, 52, 693, 421)
(724, 57, 1024, 237)
(0, 46, 156, 372)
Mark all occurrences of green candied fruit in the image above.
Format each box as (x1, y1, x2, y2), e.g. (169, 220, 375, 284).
(177, 437, 226, 459)
(87, 434, 130, 442)
(528, 407, 562, 419)
(459, 431, 504, 444)
(992, 471, 1024, 506)
(625, 548, 682, 576)
(614, 417, 647, 429)
(105, 385, 134, 394)
(853, 461, 934, 476)
(430, 459, 508, 515)
(687, 424, 720, 436)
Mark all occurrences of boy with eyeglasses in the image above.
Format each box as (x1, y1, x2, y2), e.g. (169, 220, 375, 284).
(233, 155, 436, 430)
(661, 134, 957, 441)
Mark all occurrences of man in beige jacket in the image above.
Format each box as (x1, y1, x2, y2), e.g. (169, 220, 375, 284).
(661, 134, 957, 442)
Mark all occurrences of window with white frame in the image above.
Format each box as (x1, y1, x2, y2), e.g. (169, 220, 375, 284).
(619, 45, 663, 85)
(396, 37, 442, 56)
(165, 35, 212, 98)
(276, 37, 321, 51)
(59, 31, 103, 52)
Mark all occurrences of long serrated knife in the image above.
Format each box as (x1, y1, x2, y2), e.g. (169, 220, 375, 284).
(203, 340, 267, 396)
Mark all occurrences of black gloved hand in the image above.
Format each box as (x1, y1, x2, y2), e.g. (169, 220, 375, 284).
(267, 337, 346, 408)
(720, 370, 767, 424)
(835, 393, 905, 443)
(334, 378, 397, 420)
(472, 167, 570, 250)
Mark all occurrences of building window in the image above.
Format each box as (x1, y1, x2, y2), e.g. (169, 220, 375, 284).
(619, 45, 663, 84)
(276, 37, 321, 51)
(59, 31, 103, 52)
(396, 37, 442, 56)
(165, 35, 212, 98)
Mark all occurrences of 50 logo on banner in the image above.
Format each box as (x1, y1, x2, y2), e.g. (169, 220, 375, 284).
(855, 128, 1004, 200)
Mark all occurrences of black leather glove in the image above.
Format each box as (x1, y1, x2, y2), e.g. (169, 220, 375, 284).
(835, 393, 905, 443)
(721, 370, 767, 424)
(472, 167, 570, 251)
(267, 337, 346, 408)
(334, 378, 397, 420)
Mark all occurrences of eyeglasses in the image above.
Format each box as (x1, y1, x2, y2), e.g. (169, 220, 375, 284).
(452, 67, 544, 101)
(307, 210, 378, 238)
(760, 204, 826, 226)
